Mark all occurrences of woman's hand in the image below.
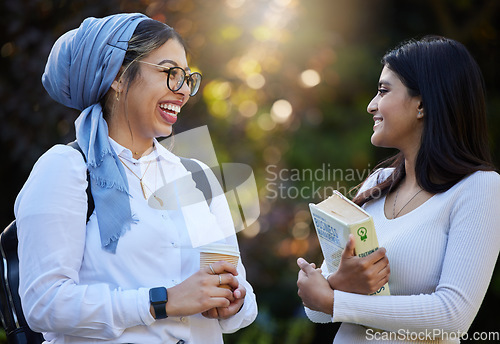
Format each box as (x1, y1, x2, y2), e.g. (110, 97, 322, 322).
(297, 258, 334, 315)
(202, 284, 246, 319)
(163, 261, 239, 317)
(328, 234, 390, 295)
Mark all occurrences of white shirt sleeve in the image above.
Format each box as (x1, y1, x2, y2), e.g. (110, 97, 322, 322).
(304, 307, 333, 324)
(15, 145, 153, 339)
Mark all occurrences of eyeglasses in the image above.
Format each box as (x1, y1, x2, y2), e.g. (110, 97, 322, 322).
(138, 61, 202, 96)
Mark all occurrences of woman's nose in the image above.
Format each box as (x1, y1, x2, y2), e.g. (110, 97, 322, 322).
(367, 96, 377, 114)
(176, 78, 191, 97)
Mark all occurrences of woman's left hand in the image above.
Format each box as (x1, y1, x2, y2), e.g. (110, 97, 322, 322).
(297, 257, 334, 315)
(202, 284, 246, 319)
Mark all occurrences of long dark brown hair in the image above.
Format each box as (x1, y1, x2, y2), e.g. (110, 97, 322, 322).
(353, 36, 495, 207)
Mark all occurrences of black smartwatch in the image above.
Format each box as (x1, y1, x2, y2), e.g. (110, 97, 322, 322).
(149, 287, 168, 319)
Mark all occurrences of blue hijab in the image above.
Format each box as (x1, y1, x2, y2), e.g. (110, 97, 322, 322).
(42, 13, 148, 253)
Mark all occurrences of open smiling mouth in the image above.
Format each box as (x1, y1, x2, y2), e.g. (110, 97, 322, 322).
(159, 103, 181, 124)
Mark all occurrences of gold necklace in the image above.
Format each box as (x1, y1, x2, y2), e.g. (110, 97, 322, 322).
(118, 157, 153, 200)
(392, 188, 424, 219)
(133, 145, 154, 159)
(151, 160, 164, 207)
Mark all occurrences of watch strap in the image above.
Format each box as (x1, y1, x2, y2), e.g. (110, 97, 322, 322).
(153, 302, 167, 319)
(149, 287, 168, 319)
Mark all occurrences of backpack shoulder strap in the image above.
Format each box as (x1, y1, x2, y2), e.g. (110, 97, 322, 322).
(0, 220, 45, 343)
(67, 141, 94, 222)
(179, 157, 213, 207)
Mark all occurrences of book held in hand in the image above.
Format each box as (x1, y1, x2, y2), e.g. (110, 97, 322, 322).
(309, 190, 390, 296)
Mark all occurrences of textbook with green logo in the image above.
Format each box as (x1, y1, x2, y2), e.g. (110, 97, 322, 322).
(309, 190, 390, 296)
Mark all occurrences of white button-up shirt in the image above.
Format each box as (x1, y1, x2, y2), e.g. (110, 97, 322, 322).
(15, 138, 257, 343)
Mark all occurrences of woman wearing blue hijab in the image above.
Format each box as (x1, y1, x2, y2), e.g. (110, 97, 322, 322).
(14, 13, 257, 343)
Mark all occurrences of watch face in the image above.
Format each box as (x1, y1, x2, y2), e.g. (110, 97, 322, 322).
(150, 287, 167, 303)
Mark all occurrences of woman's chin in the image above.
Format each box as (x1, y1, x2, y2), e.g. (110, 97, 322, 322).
(371, 134, 381, 147)
(371, 136, 391, 149)
(156, 125, 173, 138)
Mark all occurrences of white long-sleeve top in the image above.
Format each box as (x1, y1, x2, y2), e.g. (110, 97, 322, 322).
(306, 169, 500, 343)
(14, 138, 257, 343)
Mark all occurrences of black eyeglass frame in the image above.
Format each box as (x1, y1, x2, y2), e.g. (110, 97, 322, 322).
(138, 61, 202, 96)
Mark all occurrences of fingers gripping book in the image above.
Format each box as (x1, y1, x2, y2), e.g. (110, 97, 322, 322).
(309, 190, 390, 296)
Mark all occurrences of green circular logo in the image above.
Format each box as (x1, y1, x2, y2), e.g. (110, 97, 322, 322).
(357, 227, 368, 242)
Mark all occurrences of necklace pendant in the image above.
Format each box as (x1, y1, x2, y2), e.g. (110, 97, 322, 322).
(140, 181, 148, 200)
(153, 194, 164, 207)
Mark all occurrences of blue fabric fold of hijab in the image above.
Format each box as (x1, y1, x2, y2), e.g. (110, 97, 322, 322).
(42, 13, 148, 253)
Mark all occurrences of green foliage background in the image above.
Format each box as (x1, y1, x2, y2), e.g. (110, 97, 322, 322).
(1, 0, 499, 343)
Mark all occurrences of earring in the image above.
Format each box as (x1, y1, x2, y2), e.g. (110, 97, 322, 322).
(116, 90, 121, 101)
(417, 110, 424, 119)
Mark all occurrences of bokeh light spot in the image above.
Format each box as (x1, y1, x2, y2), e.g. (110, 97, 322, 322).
(271, 99, 292, 123)
(204, 80, 232, 100)
(252, 26, 273, 41)
(300, 69, 321, 88)
(246, 73, 266, 89)
(175, 18, 194, 36)
(209, 100, 230, 118)
(274, 0, 293, 7)
(238, 100, 258, 117)
(291, 221, 310, 240)
(226, 0, 245, 9)
(1, 43, 14, 57)
(257, 114, 276, 131)
(262, 145, 282, 164)
(220, 25, 243, 41)
(239, 57, 262, 75)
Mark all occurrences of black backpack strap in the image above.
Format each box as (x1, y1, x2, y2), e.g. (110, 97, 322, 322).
(0, 221, 45, 343)
(67, 141, 94, 222)
(179, 157, 213, 207)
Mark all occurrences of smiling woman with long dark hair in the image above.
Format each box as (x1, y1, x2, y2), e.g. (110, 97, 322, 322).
(297, 36, 500, 343)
